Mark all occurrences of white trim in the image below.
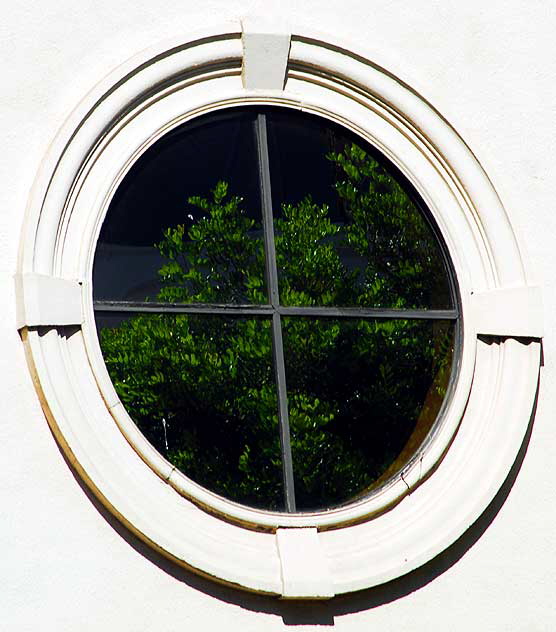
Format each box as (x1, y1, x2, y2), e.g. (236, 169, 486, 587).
(276, 528, 334, 599)
(15, 274, 83, 328)
(471, 286, 543, 337)
(16, 24, 542, 597)
(241, 20, 290, 90)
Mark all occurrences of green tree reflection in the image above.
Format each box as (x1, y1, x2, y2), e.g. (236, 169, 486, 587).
(99, 144, 454, 511)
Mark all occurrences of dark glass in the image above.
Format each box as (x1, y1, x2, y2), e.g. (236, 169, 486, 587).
(98, 314, 284, 510)
(93, 111, 266, 304)
(266, 109, 452, 310)
(282, 317, 455, 511)
(93, 106, 458, 513)
(266, 109, 342, 213)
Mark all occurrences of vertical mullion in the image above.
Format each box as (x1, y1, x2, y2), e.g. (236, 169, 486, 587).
(257, 113, 281, 308)
(271, 311, 296, 512)
(255, 113, 297, 513)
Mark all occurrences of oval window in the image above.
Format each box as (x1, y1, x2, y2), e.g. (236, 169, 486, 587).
(93, 106, 459, 513)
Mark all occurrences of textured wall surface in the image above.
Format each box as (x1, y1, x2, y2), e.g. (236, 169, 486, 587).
(2, 2, 556, 629)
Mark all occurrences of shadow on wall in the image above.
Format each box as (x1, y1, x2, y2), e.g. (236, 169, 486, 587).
(63, 379, 538, 627)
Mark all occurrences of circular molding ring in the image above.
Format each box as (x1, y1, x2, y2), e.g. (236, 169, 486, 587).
(17, 23, 542, 597)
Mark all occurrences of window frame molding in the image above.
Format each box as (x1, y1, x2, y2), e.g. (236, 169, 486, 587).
(17, 21, 542, 598)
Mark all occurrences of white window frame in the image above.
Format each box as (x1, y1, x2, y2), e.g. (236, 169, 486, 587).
(16, 21, 542, 598)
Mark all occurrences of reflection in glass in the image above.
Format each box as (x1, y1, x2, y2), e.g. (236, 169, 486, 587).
(93, 111, 265, 303)
(94, 107, 452, 310)
(282, 318, 454, 511)
(93, 106, 458, 514)
(154, 182, 267, 305)
(98, 314, 284, 510)
(272, 135, 452, 310)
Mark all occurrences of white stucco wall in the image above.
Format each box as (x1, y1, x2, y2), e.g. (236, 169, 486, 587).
(2, 1, 556, 629)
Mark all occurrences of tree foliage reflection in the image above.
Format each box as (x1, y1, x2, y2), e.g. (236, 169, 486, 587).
(99, 144, 454, 511)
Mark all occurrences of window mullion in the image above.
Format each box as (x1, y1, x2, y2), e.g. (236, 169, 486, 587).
(277, 306, 459, 319)
(93, 301, 458, 320)
(271, 311, 296, 512)
(255, 112, 297, 512)
(256, 113, 280, 308)
(92, 301, 273, 315)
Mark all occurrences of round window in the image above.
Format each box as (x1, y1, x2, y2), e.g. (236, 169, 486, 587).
(93, 106, 459, 513)
(17, 25, 541, 597)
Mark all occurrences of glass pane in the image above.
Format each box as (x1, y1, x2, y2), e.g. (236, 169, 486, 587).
(93, 110, 267, 304)
(281, 317, 455, 511)
(98, 314, 284, 510)
(93, 106, 460, 514)
(266, 109, 453, 310)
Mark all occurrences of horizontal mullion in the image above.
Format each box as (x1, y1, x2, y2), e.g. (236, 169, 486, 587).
(93, 301, 274, 316)
(277, 306, 458, 320)
(93, 300, 458, 320)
